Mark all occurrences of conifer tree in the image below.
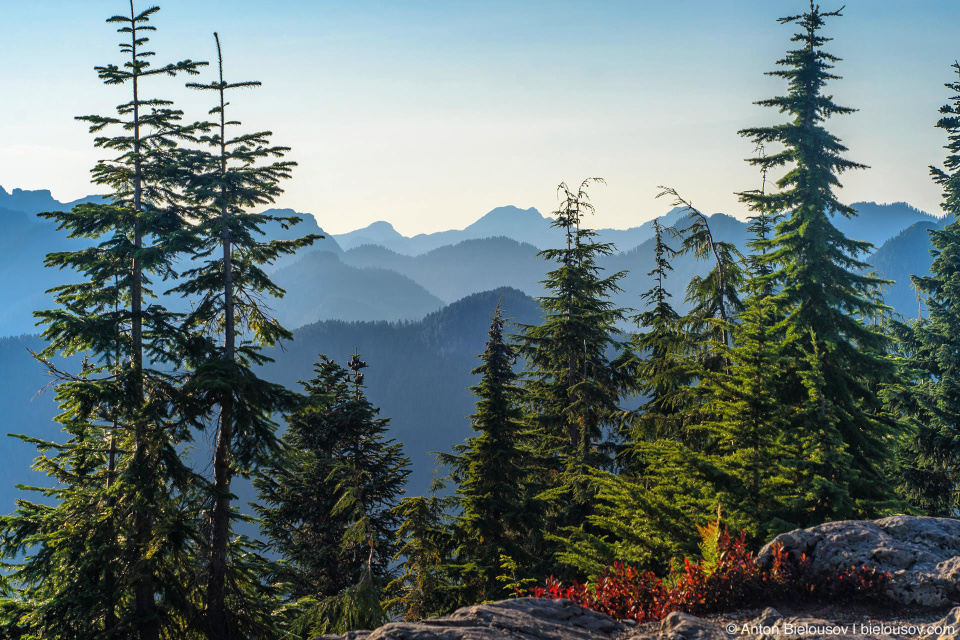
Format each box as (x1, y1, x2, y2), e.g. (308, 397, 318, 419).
(386, 478, 458, 621)
(695, 278, 794, 537)
(516, 178, 631, 576)
(737, 1, 897, 519)
(897, 62, 960, 515)
(171, 32, 318, 639)
(625, 219, 689, 447)
(658, 187, 743, 359)
(0, 4, 205, 638)
(255, 355, 410, 632)
(742, 142, 780, 287)
(441, 304, 535, 602)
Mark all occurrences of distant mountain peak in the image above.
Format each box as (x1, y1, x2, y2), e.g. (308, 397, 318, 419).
(464, 205, 546, 228)
(0, 185, 106, 216)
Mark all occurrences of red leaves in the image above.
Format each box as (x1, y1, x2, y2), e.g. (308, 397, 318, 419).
(531, 529, 891, 622)
(531, 563, 668, 623)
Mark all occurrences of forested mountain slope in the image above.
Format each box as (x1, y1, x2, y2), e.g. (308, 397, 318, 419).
(0, 287, 540, 511)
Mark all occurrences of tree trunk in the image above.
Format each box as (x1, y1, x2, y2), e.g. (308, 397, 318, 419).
(206, 54, 235, 638)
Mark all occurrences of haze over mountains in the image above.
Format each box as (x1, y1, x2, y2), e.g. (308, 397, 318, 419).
(0, 287, 541, 510)
(0, 186, 941, 337)
(0, 183, 949, 515)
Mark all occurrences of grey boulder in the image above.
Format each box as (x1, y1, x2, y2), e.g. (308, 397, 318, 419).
(757, 515, 960, 607)
(314, 598, 626, 640)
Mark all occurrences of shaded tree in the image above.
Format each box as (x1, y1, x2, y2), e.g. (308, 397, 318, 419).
(172, 32, 317, 640)
(897, 62, 960, 516)
(255, 355, 409, 633)
(0, 3, 205, 638)
(440, 303, 535, 602)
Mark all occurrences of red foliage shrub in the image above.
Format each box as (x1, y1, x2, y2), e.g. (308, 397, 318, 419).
(530, 526, 892, 622)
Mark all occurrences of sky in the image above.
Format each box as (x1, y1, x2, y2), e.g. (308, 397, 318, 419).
(2, 0, 959, 235)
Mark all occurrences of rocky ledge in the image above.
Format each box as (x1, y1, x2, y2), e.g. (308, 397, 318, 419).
(758, 515, 960, 607)
(319, 516, 960, 640)
(316, 599, 959, 640)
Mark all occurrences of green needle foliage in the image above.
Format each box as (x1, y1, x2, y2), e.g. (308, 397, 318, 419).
(897, 62, 960, 516)
(659, 187, 744, 357)
(0, 3, 206, 638)
(171, 32, 318, 640)
(255, 355, 410, 633)
(441, 303, 536, 603)
(736, 0, 898, 521)
(625, 218, 690, 450)
(695, 276, 794, 540)
(386, 477, 458, 621)
(517, 178, 631, 577)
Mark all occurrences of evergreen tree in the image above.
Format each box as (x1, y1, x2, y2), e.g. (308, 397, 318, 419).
(0, 4, 205, 638)
(441, 303, 535, 602)
(625, 219, 690, 448)
(742, 142, 780, 287)
(171, 32, 318, 640)
(736, 1, 897, 519)
(385, 478, 458, 621)
(557, 221, 702, 575)
(255, 354, 410, 632)
(658, 187, 744, 360)
(516, 178, 631, 577)
(897, 62, 960, 516)
(695, 277, 794, 538)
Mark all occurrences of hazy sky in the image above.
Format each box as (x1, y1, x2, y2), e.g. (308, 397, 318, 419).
(2, 1, 959, 234)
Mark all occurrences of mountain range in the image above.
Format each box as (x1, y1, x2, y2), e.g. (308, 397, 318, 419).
(0, 183, 952, 522)
(0, 186, 945, 343)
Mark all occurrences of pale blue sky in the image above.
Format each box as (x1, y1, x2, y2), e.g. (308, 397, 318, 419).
(2, 1, 959, 234)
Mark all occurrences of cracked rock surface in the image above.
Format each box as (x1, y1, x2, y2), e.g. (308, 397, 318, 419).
(757, 515, 960, 607)
(316, 598, 960, 640)
(314, 598, 626, 640)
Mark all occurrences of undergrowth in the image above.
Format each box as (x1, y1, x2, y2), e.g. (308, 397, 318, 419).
(529, 515, 891, 623)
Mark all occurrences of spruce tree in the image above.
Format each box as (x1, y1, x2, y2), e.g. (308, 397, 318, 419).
(897, 62, 960, 515)
(441, 304, 535, 602)
(171, 32, 318, 639)
(255, 355, 410, 632)
(0, 4, 205, 638)
(737, 1, 897, 519)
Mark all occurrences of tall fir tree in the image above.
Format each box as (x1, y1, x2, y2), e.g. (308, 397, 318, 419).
(896, 62, 960, 516)
(736, 1, 897, 520)
(516, 178, 631, 577)
(440, 303, 535, 603)
(255, 355, 410, 633)
(0, 4, 206, 638)
(625, 219, 690, 448)
(171, 32, 318, 640)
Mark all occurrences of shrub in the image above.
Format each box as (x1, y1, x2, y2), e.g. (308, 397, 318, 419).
(530, 519, 891, 622)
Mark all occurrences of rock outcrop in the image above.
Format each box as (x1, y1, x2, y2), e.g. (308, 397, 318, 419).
(758, 515, 960, 607)
(314, 598, 626, 640)
(316, 599, 960, 640)
(320, 517, 960, 640)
